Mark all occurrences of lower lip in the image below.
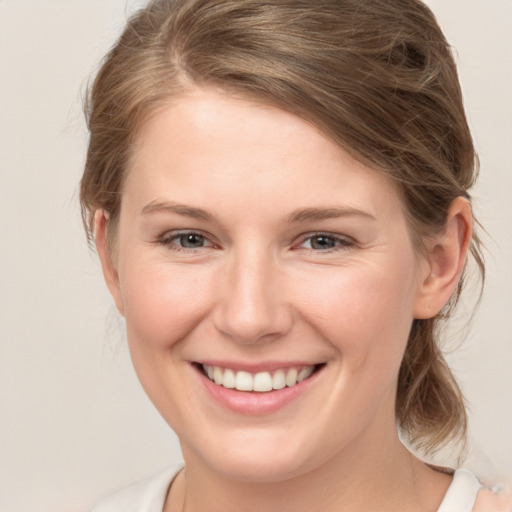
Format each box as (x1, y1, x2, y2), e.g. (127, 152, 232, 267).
(195, 365, 322, 415)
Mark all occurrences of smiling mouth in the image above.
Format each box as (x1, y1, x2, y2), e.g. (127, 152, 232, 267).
(199, 364, 324, 393)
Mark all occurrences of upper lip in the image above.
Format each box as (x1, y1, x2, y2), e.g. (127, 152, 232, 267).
(193, 360, 324, 373)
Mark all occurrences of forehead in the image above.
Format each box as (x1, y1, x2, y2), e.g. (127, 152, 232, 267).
(124, 87, 404, 224)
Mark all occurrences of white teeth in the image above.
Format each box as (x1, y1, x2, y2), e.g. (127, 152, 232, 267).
(285, 368, 298, 387)
(213, 366, 223, 385)
(253, 372, 273, 392)
(223, 368, 235, 389)
(297, 366, 314, 383)
(235, 371, 253, 391)
(272, 369, 286, 390)
(202, 364, 317, 392)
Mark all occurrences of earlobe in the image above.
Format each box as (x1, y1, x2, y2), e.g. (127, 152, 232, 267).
(413, 197, 473, 320)
(94, 210, 125, 316)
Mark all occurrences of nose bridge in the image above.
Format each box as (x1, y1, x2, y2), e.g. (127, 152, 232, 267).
(213, 243, 291, 343)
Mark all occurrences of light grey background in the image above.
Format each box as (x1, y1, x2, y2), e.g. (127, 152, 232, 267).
(0, 1, 510, 511)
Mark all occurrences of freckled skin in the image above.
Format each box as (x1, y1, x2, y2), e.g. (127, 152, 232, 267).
(97, 88, 469, 511)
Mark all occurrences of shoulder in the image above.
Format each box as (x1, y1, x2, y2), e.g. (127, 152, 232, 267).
(89, 464, 183, 512)
(438, 469, 512, 512)
(474, 486, 512, 512)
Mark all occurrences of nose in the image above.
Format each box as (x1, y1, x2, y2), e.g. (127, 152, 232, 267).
(212, 246, 293, 344)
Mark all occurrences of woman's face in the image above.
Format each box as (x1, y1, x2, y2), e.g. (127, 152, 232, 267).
(101, 88, 432, 482)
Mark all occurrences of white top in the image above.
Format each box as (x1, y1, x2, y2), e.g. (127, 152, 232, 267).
(90, 465, 183, 512)
(89, 465, 503, 512)
(437, 469, 482, 512)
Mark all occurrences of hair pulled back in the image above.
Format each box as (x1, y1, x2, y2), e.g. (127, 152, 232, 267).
(80, 0, 484, 455)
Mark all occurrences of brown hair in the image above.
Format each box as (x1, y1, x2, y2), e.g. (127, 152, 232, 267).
(80, 0, 484, 455)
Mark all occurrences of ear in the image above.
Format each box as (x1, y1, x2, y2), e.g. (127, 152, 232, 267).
(94, 210, 125, 316)
(413, 197, 473, 319)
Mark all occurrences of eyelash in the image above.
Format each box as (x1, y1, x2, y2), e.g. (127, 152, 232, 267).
(296, 232, 355, 252)
(157, 230, 215, 252)
(156, 231, 355, 253)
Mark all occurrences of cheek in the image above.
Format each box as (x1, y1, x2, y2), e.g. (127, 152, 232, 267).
(294, 262, 417, 364)
(118, 257, 214, 350)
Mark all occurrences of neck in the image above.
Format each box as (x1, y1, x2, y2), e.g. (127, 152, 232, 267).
(168, 423, 450, 512)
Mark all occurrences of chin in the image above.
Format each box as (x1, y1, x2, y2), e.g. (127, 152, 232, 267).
(186, 427, 319, 483)
(210, 453, 310, 484)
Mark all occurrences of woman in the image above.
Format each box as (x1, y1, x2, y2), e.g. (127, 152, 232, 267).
(81, 0, 510, 510)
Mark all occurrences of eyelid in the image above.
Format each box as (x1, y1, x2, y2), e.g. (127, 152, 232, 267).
(294, 232, 356, 251)
(157, 229, 218, 250)
(154, 229, 355, 253)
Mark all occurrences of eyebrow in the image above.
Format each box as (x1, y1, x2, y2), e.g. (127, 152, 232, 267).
(286, 207, 376, 223)
(141, 200, 215, 221)
(141, 200, 376, 224)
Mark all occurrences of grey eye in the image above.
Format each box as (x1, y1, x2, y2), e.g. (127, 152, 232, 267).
(309, 235, 338, 250)
(178, 233, 207, 248)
